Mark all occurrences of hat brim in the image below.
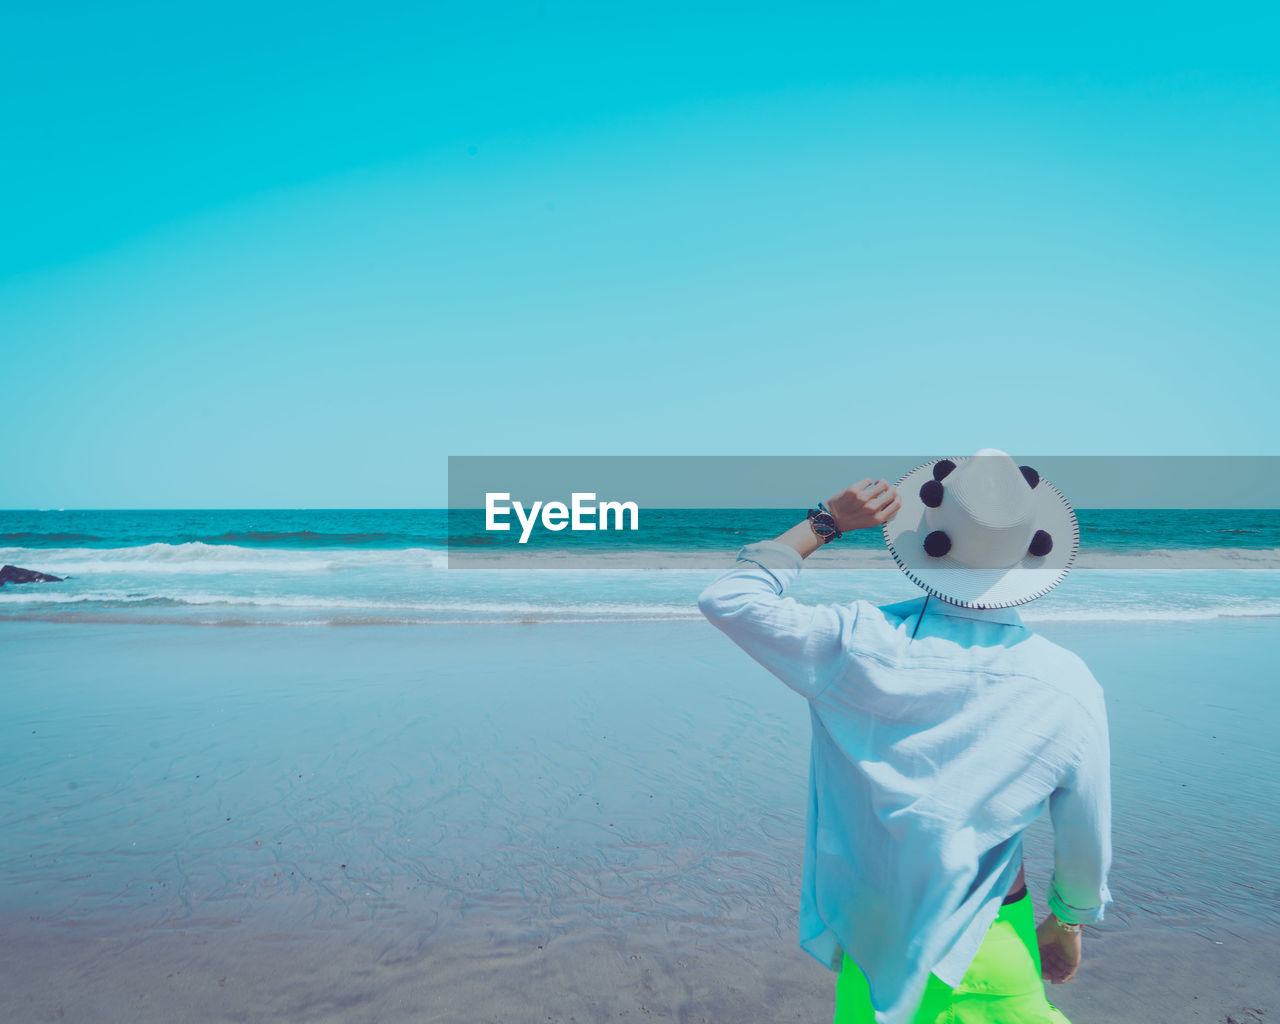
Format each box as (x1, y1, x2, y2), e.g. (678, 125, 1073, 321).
(882, 458, 1079, 608)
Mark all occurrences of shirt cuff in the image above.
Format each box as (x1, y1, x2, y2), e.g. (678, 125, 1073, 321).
(1047, 874, 1110, 926)
(735, 540, 804, 594)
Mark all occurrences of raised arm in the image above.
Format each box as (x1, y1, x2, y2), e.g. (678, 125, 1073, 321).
(697, 479, 900, 700)
(771, 478, 902, 560)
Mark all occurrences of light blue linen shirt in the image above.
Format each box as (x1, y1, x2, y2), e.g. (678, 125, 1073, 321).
(698, 541, 1112, 1024)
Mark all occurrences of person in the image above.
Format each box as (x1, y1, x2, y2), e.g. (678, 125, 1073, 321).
(697, 450, 1112, 1024)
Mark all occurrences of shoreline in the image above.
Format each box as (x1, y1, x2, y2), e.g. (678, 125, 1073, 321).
(4, 603, 1280, 630)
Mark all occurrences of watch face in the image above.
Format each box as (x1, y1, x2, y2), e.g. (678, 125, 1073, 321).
(810, 511, 838, 537)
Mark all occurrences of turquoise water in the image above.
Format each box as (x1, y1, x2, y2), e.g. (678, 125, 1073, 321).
(5, 508, 1280, 551)
(2, 509, 1278, 625)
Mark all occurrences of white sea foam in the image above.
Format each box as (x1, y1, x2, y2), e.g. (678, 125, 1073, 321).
(5, 542, 1279, 573)
(0, 588, 699, 617)
(3, 586, 1278, 623)
(3, 538, 1277, 626)
(1073, 548, 1280, 570)
(0, 543, 449, 574)
(448, 546, 1280, 570)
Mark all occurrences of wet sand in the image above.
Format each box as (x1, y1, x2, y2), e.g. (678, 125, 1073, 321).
(2, 618, 1277, 1022)
(1, 912, 1276, 1023)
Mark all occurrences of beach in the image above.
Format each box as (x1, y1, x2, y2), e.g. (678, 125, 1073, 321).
(7, 1, 1280, 1016)
(3, 617, 1278, 1023)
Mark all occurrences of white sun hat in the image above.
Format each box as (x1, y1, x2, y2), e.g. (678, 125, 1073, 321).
(882, 448, 1079, 608)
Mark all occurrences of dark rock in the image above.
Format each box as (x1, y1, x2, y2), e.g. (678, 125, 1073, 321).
(0, 564, 64, 586)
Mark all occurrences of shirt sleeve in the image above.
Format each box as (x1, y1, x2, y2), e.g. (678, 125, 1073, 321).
(697, 540, 849, 701)
(1046, 699, 1113, 925)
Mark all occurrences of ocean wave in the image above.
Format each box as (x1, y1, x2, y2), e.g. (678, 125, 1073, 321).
(811, 547, 1280, 571)
(2, 590, 1278, 624)
(0, 590, 700, 615)
(198, 530, 444, 547)
(447, 546, 1280, 571)
(4, 542, 1279, 574)
(0, 532, 104, 544)
(1073, 548, 1280, 570)
(0, 543, 449, 574)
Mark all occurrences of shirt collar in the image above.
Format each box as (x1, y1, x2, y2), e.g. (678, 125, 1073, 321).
(924, 598, 1025, 628)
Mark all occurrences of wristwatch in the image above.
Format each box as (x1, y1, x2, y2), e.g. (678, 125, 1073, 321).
(807, 502, 843, 544)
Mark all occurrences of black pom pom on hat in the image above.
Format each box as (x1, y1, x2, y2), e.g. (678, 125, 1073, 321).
(1028, 530, 1053, 557)
(1020, 465, 1040, 489)
(933, 460, 956, 481)
(919, 480, 944, 508)
(924, 531, 952, 557)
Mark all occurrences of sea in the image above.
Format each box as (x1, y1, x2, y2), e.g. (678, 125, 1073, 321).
(2, 508, 1278, 625)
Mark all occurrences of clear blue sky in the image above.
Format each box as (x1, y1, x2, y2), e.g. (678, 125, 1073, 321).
(2, 2, 1277, 508)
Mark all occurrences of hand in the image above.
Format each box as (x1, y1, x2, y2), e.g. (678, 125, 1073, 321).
(826, 479, 902, 534)
(1036, 916, 1082, 984)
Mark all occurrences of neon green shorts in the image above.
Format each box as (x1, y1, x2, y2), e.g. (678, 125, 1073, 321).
(833, 892, 1072, 1024)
